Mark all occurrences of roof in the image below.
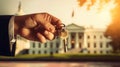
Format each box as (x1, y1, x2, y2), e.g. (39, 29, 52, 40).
(66, 23, 85, 30)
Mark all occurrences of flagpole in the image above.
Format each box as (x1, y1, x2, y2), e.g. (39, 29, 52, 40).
(71, 9, 75, 23)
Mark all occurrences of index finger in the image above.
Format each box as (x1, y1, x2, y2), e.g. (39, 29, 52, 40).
(51, 16, 62, 26)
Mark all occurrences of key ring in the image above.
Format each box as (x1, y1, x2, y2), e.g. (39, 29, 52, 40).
(55, 23, 65, 35)
(60, 24, 65, 28)
(59, 24, 68, 39)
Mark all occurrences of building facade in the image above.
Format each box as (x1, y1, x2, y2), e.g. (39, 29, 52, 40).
(29, 23, 112, 55)
(83, 27, 112, 54)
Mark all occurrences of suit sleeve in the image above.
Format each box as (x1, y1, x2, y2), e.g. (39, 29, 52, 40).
(0, 15, 12, 56)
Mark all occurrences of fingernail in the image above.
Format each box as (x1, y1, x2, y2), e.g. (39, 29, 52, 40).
(49, 33, 54, 40)
(47, 32, 54, 40)
(45, 30, 49, 35)
(37, 33, 46, 43)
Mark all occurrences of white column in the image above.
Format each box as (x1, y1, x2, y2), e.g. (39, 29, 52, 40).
(29, 41, 33, 54)
(83, 33, 87, 48)
(41, 43, 44, 54)
(53, 40, 56, 53)
(47, 41, 50, 54)
(35, 42, 38, 54)
(68, 32, 71, 49)
(59, 38, 64, 53)
(75, 32, 79, 48)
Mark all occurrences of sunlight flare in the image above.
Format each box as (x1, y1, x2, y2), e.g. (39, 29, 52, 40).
(75, 0, 116, 28)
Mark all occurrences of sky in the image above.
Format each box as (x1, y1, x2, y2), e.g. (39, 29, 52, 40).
(0, 0, 116, 28)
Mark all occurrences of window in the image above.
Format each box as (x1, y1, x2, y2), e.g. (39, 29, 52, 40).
(56, 50, 58, 53)
(56, 42, 59, 48)
(94, 42, 96, 48)
(106, 51, 109, 54)
(44, 50, 47, 54)
(94, 51, 96, 54)
(79, 35, 82, 39)
(32, 42, 35, 48)
(106, 44, 109, 48)
(87, 35, 90, 39)
(38, 51, 41, 54)
(79, 33, 82, 39)
(79, 43, 82, 48)
(71, 32, 75, 39)
(88, 51, 90, 54)
(50, 51, 53, 55)
(44, 43, 47, 48)
(100, 42, 103, 48)
(50, 42, 53, 48)
(100, 51, 103, 54)
(71, 43, 75, 48)
(106, 43, 109, 48)
(88, 43, 90, 48)
(32, 50, 35, 54)
(38, 43, 41, 48)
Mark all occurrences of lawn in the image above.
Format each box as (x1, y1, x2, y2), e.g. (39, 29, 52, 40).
(1, 53, 120, 61)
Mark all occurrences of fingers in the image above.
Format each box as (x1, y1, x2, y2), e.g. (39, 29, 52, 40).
(24, 13, 63, 43)
(43, 30, 54, 40)
(51, 16, 62, 26)
(21, 28, 31, 37)
(36, 30, 54, 43)
(32, 13, 62, 33)
(44, 13, 51, 21)
(43, 22, 55, 33)
(37, 33, 46, 43)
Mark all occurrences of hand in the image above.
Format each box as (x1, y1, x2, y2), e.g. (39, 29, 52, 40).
(14, 13, 62, 43)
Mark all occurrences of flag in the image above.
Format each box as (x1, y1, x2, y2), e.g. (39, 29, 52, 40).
(72, 10, 74, 18)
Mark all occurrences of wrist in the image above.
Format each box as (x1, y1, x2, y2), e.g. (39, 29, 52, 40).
(14, 16, 19, 36)
(14, 16, 25, 35)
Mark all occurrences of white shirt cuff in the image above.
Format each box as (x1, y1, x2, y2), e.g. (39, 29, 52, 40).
(9, 16, 16, 43)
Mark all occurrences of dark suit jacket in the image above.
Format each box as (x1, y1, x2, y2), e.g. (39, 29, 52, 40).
(0, 15, 15, 56)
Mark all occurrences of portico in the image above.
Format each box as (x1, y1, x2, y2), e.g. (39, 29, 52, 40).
(65, 23, 85, 52)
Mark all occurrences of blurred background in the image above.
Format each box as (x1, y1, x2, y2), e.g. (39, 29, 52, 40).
(0, 0, 120, 67)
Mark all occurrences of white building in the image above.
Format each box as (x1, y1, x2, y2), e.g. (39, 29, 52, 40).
(29, 23, 113, 55)
(83, 26, 112, 54)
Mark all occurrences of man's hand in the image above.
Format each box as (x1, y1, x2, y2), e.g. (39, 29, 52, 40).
(14, 13, 62, 43)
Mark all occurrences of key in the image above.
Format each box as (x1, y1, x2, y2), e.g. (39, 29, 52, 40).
(59, 24, 68, 52)
(55, 24, 68, 52)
